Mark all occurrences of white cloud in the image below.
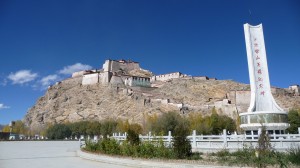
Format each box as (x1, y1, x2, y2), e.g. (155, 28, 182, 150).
(40, 74, 60, 87)
(8, 70, 38, 84)
(0, 103, 9, 110)
(59, 63, 92, 75)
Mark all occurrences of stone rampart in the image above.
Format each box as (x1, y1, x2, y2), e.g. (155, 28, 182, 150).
(150, 72, 186, 82)
(82, 73, 99, 85)
(103, 59, 140, 72)
(192, 76, 209, 80)
(110, 75, 124, 86)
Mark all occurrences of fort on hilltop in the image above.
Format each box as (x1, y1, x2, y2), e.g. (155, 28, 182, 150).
(70, 59, 213, 88)
(25, 58, 300, 132)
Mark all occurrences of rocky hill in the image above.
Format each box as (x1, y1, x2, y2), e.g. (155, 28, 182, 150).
(24, 75, 300, 132)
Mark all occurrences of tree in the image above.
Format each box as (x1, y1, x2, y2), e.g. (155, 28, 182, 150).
(68, 122, 81, 138)
(210, 110, 222, 134)
(46, 124, 71, 140)
(12, 120, 28, 135)
(126, 128, 140, 146)
(287, 109, 300, 134)
(1, 121, 28, 135)
(101, 120, 117, 139)
(86, 121, 101, 136)
(2, 125, 10, 132)
(187, 112, 203, 131)
(219, 115, 236, 133)
(152, 111, 181, 135)
(173, 118, 192, 159)
(144, 113, 158, 133)
(256, 126, 273, 168)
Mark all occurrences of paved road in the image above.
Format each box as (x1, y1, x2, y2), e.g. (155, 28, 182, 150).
(0, 141, 129, 168)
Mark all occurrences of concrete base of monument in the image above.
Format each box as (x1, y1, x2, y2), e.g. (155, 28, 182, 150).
(239, 111, 290, 137)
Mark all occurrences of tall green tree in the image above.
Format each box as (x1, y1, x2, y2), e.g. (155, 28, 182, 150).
(152, 111, 181, 135)
(173, 118, 192, 159)
(46, 124, 71, 140)
(287, 109, 300, 134)
(101, 120, 117, 138)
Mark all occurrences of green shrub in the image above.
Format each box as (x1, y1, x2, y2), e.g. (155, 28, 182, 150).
(84, 140, 100, 152)
(99, 139, 121, 155)
(215, 149, 231, 164)
(137, 142, 156, 158)
(287, 146, 300, 165)
(230, 148, 255, 166)
(187, 152, 203, 160)
(120, 141, 136, 156)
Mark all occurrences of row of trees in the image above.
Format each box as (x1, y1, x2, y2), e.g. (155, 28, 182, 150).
(2, 108, 300, 138)
(1, 120, 28, 134)
(45, 111, 237, 140)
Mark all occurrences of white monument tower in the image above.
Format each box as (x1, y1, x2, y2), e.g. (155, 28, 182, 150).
(239, 23, 289, 135)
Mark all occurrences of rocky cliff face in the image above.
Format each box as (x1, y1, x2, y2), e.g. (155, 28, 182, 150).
(24, 76, 300, 132)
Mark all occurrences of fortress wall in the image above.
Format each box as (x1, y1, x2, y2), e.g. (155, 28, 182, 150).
(150, 76, 156, 82)
(131, 86, 157, 93)
(103, 60, 111, 72)
(124, 77, 132, 86)
(110, 75, 124, 86)
(151, 72, 182, 82)
(227, 91, 237, 104)
(235, 91, 251, 107)
(121, 62, 140, 71)
(110, 61, 121, 72)
(193, 76, 209, 80)
(82, 73, 99, 85)
(99, 72, 112, 84)
(272, 88, 286, 95)
(104, 60, 140, 72)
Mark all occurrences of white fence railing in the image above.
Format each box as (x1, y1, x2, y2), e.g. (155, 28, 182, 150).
(111, 129, 300, 153)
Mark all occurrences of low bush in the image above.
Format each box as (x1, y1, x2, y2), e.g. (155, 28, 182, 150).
(99, 139, 120, 155)
(85, 138, 178, 159)
(84, 140, 100, 152)
(287, 146, 300, 165)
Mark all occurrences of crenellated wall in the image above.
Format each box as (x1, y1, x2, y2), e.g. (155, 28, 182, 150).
(150, 72, 187, 82)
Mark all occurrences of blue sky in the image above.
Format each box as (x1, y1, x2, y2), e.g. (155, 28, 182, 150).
(0, 0, 299, 125)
